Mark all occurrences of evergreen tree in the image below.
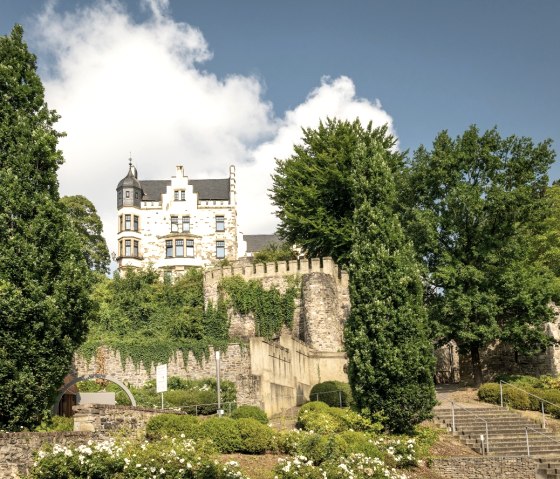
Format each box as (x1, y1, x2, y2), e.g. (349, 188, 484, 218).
(345, 141, 436, 433)
(0, 25, 94, 429)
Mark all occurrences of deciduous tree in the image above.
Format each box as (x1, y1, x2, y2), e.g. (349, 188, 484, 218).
(404, 126, 557, 385)
(0, 26, 94, 429)
(270, 119, 404, 265)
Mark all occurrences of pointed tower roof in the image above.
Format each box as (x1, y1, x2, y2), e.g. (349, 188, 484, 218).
(116, 158, 141, 190)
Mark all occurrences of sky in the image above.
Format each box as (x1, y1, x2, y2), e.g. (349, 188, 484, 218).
(1, 0, 559, 263)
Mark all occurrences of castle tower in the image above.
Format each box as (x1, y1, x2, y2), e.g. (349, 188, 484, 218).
(116, 159, 143, 269)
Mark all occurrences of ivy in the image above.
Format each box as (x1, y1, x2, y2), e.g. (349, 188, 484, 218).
(218, 275, 300, 339)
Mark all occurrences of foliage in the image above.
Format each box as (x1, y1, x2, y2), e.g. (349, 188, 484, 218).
(145, 414, 201, 440)
(230, 405, 268, 424)
(297, 404, 382, 434)
(309, 381, 353, 407)
(0, 25, 95, 430)
(78, 377, 236, 412)
(80, 268, 231, 368)
(270, 118, 405, 266)
(26, 437, 248, 478)
(60, 195, 110, 274)
(344, 140, 436, 433)
(197, 417, 243, 453)
(253, 242, 297, 263)
(235, 418, 274, 454)
(34, 416, 74, 432)
(403, 125, 557, 384)
(219, 275, 300, 339)
(477, 383, 531, 409)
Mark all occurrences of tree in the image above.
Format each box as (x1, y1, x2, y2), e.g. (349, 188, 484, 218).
(404, 125, 557, 385)
(0, 25, 94, 429)
(60, 195, 110, 274)
(253, 242, 296, 264)
(344, 142, 435, 433)
(270, 118, 404, 265)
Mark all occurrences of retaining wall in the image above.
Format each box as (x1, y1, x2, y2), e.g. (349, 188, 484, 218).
(431, 456, 539, 479)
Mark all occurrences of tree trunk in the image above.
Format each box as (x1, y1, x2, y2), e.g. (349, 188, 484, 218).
(471, 344, 483, 386)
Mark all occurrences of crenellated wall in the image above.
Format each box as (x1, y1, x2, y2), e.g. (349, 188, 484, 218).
(204, 257, 349, 352)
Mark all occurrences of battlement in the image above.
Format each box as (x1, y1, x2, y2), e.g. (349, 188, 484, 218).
(203, 257, 348, 287)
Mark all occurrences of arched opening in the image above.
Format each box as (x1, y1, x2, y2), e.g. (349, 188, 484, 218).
(52, 373, 136, 415)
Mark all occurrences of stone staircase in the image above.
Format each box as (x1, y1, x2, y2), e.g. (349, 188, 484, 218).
(434, 405, 560, 478)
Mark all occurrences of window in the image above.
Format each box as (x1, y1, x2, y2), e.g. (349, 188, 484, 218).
(171, 216, 179, 232)
(119, 215, 123, 232)
(125, 214, 131, 230)
(133, 240, 139, 257)
(166, 240, 173, 258)
(164, 271, 172, 283)
(126, 191, 130, 198)
(182, 216, 190, 233)
(125, 239, 131, 256)
(174, 190, 179, 201)
(186, 239, 194, 257)
(174, 190, 185, 201)
(216, 240, 225, 259)
(181, 190, 185, 201)
(119, 240, 123, 257)
(134, 215, 139, 232)
(216, 216, 225, 232)
(175, 239, 184, 257)
(135, 192, 139, 199)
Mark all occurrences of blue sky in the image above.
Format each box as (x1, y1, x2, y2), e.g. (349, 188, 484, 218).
(1, 0, 559, 253)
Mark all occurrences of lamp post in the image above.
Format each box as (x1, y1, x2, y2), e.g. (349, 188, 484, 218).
(215, 350, 223, 417)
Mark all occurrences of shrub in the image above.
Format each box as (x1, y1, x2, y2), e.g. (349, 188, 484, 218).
(34, 416, 74, 432)
(297, 410, 344, 434)
(198, 417, 242, 453)
(309, 381, 352, 407)
(27, 437, 248, 478)
(478, 383, 530, 409)
(477, 383, 500, 404)
(231, 405, 268, 424)
(298, 401, 330, 417)
(145, 413, 201, 440)
(236, 418, 273, 454)
(326, 407, 383, 433)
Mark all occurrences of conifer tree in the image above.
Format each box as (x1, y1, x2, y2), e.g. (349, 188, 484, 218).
(344, 141, 436, 433)
(0, 26, 94, 429)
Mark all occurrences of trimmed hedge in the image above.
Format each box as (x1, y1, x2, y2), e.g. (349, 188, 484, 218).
(231, 405, 268, 424)
(478, 382, 560, 416)
(198, 417, 243, 453)
(309, 381, 353, 407)
(145, 414, 201, 440)
(236, 418, 273, 454)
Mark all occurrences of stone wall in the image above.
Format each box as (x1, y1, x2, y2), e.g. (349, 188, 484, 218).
(204, 257, 350, 352)
(73, 344, 259, 407)
(0, 431, 102, 479)
(73, 404, 185, 434)
(430, 457, 539, 479)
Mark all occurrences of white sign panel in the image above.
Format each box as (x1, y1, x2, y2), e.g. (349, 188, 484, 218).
(156, 364, 168, 393)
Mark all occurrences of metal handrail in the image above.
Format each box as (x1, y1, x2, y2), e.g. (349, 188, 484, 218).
(523, 424, 560, 456)
(443, 400, 490, 455)
(499, 380, 560, 429)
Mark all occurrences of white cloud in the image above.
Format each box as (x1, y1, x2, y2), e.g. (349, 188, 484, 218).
(30, 1, 395, 260)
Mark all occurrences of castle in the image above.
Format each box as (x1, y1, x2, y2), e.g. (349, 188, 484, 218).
(116, 162, 239, 276)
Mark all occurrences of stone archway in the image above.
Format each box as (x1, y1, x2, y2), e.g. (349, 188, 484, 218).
(52, 373, 136, 415)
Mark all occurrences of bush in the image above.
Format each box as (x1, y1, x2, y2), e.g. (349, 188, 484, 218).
(326, 408, 383, 433)
(145, 414, 201, 440)
(236, 418, 273, 454)
(298, 401, 330, 416)
(478, 382, 530, 409)
(34, 416, 74, 432)
(231, 405, 268, 424)
(309, 381, 353, 407)
(198, 417, 242, 453)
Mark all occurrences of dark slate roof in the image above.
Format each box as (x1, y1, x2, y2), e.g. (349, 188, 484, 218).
(141, 180, 171, 201)
(139, 178, 230, 201)
(244, 234, 282, 253)
(189, 179, 230, 201)
(117, 166, 142, 190)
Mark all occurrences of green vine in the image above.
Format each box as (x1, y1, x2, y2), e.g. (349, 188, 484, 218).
(218, 275, 300, 339)
(79, 268, 300, 369)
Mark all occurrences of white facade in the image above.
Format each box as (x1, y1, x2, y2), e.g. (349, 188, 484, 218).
(116, 164, 238, 275)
